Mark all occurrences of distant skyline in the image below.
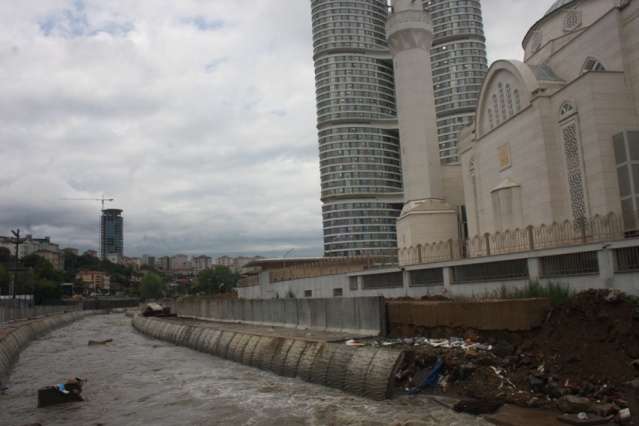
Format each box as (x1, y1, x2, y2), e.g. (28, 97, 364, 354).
(0, 1, 552, 259)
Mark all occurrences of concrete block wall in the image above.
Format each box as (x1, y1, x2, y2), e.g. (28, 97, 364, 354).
(0, 310, 99, 388)
(386, 298, 552, 335)
(132, 314, 404, 400)
(0, 305, 82, 323)
(160, 297, 386, 336)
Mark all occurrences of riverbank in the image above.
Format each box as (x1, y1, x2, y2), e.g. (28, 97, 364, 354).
(0, 310, 100, 388)
(389, 289, 639, 424)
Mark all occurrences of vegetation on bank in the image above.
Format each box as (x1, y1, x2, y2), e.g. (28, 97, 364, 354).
(505, 278, 575, 306)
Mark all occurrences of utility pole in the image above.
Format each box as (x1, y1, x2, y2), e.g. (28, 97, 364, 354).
(11, 229, 20, 300)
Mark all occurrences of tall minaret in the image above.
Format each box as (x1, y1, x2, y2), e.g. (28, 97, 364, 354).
(387, 0, 458, 252)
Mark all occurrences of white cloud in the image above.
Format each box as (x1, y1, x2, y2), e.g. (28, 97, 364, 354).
(0, 0, 555, 259)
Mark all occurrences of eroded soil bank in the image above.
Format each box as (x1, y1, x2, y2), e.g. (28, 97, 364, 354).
(387, 289, 639, 420)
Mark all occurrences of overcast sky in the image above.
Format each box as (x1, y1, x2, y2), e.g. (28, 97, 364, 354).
(0, 0, 553, 260)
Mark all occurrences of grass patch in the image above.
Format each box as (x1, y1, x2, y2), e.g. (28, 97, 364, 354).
(509, 278, 574, 306)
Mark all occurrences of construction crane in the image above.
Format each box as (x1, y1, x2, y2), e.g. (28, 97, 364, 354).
(60, 196, 114, 212)
(61, 196, 115, 259)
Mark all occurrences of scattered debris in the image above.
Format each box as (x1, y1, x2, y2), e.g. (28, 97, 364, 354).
(143, 304, 175, 317)
(453, 399, 504, 415)
(37, 378, 86, 408)
(391, 289, 639, 417)
(143, 303, 164, 317)
(88, 339, 113, 346)
(556, 412, 612, 425)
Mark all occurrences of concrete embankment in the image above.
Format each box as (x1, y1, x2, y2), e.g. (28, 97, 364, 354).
(0, 310, 99, 387)
(132, 314, 404, 400)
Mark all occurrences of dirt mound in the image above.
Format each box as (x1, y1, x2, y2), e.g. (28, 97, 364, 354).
(535, 289, 639, 385)
(394, 289, 639, 413)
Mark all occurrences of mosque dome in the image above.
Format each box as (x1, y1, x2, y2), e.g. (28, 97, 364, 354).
(544, 0, 578, 17)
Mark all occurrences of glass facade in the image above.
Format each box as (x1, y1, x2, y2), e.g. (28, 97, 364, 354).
(425, 0, 488, 163)
(100, 209, 123, 260)
(311, 0, 402, 257)
(311, 0, 487, 255)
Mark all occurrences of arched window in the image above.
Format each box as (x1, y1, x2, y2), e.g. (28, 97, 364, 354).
(582, 57, 606, 73)
(493, 94, 500, 125)
(498, 83, 506, 122)
(560, 101, 576, 119)
(488, 108, 494, 129)
(514, 89, 521, 112)
(506, 84, 513, 117)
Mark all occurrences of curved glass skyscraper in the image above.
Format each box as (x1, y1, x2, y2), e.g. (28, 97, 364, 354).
(311, 0, 403, 257)
(425, 0, 488, 164)
(310, 0, 487, 256)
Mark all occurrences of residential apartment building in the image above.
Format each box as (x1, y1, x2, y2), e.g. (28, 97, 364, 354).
(75, 270, 110, 293)
(193, 255, 212, 272)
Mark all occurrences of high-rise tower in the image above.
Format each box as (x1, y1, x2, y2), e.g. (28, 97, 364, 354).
(311, 0, 403, 257)
(310, 0, 487, 256)
(425, 0, 488, 163)
(100, 209, 123, 260)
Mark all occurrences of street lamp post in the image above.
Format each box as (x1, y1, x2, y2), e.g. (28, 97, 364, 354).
(283, 248, 294, 269)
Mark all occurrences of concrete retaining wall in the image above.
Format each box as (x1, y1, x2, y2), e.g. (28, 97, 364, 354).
(82, 299, 140, 311)
(386, 298, 552, 334)
(160, 297, 386, 336)
(1, 305, 82, 323)
(0, 310, 99, 388)
(132, 314, 403, 400)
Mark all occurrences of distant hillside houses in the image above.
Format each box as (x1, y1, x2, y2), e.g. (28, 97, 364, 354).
(0, 234, 65, 269)
(0, 234, 263, 275)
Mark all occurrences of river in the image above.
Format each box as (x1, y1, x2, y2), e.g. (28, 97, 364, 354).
(0, 313, 488, 425)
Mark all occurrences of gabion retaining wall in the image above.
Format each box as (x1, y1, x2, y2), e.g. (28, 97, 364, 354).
(132, 314, 403, 400)
(0, 310, 99, 387)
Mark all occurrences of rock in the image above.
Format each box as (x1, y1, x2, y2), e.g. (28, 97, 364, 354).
(464, 349, 479, 358)
(543, 382, 565, 399)
(529, 375, 545, 389)
(558, 395, 593, 414)
(527, 397, 541, 408)
(493, 340, 515, 357)
(593, 402, 615, 417)
(457, 362, 476, 380)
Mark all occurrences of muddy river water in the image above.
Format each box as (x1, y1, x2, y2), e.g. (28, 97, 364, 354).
(0, 313, 488, 425)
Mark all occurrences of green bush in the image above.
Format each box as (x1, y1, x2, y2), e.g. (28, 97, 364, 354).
(510, 278, 574, 306)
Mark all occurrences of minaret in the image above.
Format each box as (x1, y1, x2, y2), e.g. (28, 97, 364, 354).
(386, 0, 458, 251)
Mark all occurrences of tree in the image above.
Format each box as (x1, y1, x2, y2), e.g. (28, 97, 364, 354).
(36, 279, 63, 304)
(194, 265, 240, 294)
(0, 246, 12, 263)
(21, 254, 64, 284)
(139, 272, 164, 300)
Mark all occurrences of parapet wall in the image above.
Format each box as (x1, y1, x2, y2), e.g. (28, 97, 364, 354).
(132, 314, 404, 400)
(0, 310, 99, 387)
(387, 298, 552, 335)
(160, 297, 386, 336)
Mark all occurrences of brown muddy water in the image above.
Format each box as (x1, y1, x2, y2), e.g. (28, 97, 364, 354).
(0, 313, 488, 426)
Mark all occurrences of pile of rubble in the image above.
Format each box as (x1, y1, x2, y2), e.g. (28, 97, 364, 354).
(384, 289, 639, 417)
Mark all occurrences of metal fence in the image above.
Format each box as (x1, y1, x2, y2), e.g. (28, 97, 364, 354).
(615, 246, 639, 272)
(399, 211, 637, 266)
(236, 211, 639, 286)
